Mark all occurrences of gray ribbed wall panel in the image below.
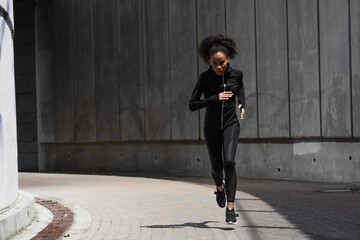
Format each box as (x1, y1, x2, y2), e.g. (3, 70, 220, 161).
(35, 0, 54, 169)
(351, 0, 360, 137)
(142, 0, 171, 140)
(28, 0, 360, 180)
(52, 0, 75, 142)
(197, 0, 225, 140)
(288, 0, 321, 137)
(73, 0, 96, 142)
(196, 0, 225, 73)
(226, 0, 258, 139)
(94, 0, 120, 141)
(319, 0, 351, 137)
(35, 0, 360, 143)
(118, 0, 145, 141)
(169, 0, 198, 140)
(256, 0, 289, 138)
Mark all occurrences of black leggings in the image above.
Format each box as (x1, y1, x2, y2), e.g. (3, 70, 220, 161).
(204, 123, 240, 203)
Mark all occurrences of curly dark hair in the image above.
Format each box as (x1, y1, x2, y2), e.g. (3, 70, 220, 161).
(198, 34, 237, 64)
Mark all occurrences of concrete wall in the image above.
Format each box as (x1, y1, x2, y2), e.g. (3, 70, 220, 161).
(13, 0, 37, 171)
(43, 140, 360, 182)
(0, 0, 18, 210)
(27, 0, 360, 182)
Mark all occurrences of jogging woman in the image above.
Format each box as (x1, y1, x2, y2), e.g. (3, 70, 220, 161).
(189, 34, 245, 224)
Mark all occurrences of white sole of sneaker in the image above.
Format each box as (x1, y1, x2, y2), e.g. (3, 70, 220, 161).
(226, 221, 238, 225)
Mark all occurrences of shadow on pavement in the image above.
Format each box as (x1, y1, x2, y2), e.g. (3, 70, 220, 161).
(236, 179, 360, 240)
(242, 226, 297, 229)
(236, 209, 276, 213)
(167, 177, 360, 239)
(142, 221, 235, 231)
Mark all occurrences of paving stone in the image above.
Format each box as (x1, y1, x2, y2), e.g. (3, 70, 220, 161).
(15, 173, 360, 240)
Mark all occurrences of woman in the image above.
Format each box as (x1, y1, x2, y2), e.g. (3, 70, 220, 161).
(189, 34, 245, 224)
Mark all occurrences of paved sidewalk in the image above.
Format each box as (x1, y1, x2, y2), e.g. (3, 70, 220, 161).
(15, 173, 360, 240)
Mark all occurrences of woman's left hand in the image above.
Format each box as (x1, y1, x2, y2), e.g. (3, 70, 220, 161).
(238, 104, 245, 119)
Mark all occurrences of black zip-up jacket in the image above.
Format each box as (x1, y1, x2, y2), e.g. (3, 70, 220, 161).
(189, 64, 245, 130)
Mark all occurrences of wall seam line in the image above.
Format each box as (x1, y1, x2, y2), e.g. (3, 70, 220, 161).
(140, 0, 146, 141)
(254, 0, 259, 138)
(317, 0, 323, 137)
(224, 0, 227, 36)
(70, 0, 76, 143)
(92, 0, 99, 142)
(115, 0, 121, 141)
(195, 0, 201, 140)
(167, 0, 172, 140)
(286, 0, 291, 138)
(348, 0, 353, 137)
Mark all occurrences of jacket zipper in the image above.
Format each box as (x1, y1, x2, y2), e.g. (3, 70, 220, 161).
(221, 74, 226, 130)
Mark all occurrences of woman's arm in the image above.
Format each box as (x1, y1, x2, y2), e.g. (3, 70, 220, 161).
(189, 77, 219, 111)
(237, 72, 246, 119)
(237, 83, 245, 109)
(237, 72, 245, 109)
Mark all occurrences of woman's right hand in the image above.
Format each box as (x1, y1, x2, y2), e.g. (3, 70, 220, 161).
(219, 91, 233, 101)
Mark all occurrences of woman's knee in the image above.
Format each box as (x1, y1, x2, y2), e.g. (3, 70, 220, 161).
(224, 159, 236, 169)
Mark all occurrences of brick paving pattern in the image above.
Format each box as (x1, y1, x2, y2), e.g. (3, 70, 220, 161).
(30, 198, 73, 240)
(17, 173, 360, 240)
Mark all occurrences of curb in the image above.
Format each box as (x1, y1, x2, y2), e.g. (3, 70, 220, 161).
(0, 191, 35, 240)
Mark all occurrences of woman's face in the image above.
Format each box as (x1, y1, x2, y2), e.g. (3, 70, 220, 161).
(210, 51, 229, 76)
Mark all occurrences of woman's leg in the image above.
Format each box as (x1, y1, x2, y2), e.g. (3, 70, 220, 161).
(222, 123, 240, 208)
(205, 126, 226, 208)
(204, 126, 223, 188)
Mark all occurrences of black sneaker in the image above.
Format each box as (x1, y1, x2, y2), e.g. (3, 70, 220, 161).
(214, 182, 226, 208)
(225, 208, 239, 224)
